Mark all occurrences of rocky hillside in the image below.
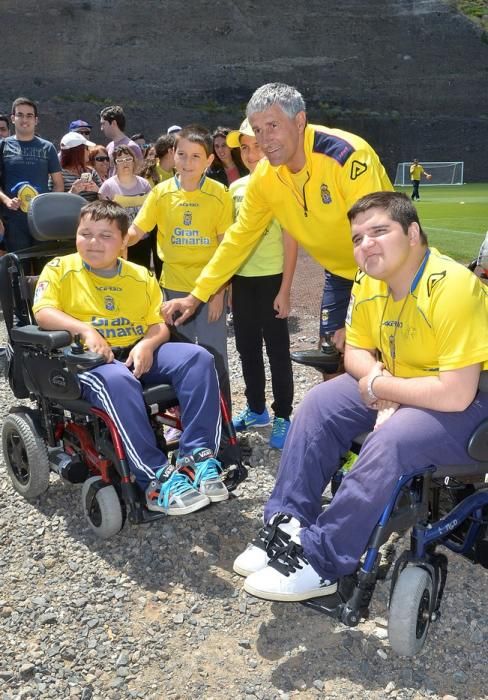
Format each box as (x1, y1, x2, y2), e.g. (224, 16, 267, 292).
(1, 0, 487, 179)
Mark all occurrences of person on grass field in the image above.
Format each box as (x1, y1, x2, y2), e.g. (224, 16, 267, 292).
(409, 158, 431, 201)
(33, 200, 228, 516)
(232, 191, 488, 602)
(227, 118, 297, 449)
(162, 82, 393, 381)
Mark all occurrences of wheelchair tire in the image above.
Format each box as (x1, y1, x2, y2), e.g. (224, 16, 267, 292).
(81, 476, 124, 539)
(388, 566, 433, 656)
(2, 412, 50, 499)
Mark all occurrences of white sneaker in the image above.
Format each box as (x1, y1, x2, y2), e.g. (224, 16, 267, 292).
(233, 513, 301, 577)
(243, 534, 337, 602)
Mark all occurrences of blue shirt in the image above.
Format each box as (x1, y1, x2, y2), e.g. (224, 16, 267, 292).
(1, 136, 61, 197)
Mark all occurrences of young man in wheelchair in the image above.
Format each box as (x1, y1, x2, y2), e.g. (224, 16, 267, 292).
(233, 191, 488, 601)
(32, 199, 228, 515)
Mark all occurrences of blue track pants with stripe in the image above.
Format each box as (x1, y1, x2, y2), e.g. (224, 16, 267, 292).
(79, 342, 221, 489)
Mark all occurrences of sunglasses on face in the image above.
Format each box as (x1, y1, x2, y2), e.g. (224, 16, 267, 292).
(78, 130, 91, 136)
(115, 157, 133, 164)
(94, 156, 110, 162)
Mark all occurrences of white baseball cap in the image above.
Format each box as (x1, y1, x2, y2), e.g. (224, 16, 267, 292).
(226, 119, 255, 149)
(60, 132, 95, 149)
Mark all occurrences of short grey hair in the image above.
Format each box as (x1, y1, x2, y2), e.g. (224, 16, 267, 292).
(246, 83, 306, 119)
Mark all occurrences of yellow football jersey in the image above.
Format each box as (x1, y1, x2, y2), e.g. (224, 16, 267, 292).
(346, 248, 488, 377)
(33, 253, 163, 348)
(192, 124, 393, 302)
(134, 176, 233, 292)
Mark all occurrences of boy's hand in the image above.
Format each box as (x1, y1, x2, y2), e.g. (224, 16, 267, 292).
(273, 290, 290, 319)
(82, 327, 114, 363)
(125, 341, 154, 378)
(208, 291, 224, 323)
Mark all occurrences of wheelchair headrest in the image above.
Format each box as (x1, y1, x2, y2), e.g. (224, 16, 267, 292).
(28, 192, 86, 241)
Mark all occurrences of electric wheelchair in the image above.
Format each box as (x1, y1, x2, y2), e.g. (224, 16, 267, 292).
(0, 193, 248, 540)
(290, 263, 488, 656)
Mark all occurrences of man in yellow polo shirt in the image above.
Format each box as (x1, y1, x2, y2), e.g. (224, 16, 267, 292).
(232, 191, 488, 602)
(163, 83, 393, 361)
(409, 158, 431, 200)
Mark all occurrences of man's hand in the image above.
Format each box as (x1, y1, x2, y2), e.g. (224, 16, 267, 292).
(82, 327, 114, 363)
(208, 291, 224, 323)
(358, 360, 384, 406)
(125, 341, 154, 378)
(273, 289, 291, 319)
(162, 295, 200, 326)
(331, 327, 346, 353)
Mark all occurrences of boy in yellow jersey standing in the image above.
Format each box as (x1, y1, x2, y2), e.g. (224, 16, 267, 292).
(233, 192, 488, 602)
(33, 200, 228, 515)
(227, 119, 297, 448)
(129, 126, 233, 407)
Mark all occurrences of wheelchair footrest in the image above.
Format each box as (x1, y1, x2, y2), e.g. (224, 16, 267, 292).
(301, 591, 345, 619)
(127, 506, 165, 525)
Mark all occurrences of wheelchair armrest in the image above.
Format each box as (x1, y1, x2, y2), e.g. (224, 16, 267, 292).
(11, 325, 72, 351)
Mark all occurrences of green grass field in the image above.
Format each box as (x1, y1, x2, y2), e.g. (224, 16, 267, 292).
(395, 183, 487, 262)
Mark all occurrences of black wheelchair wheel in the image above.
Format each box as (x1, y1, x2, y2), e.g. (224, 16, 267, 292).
(2, 412, 50, 499)
(81, 476, 124, 539)
(388, 566, 433, 656)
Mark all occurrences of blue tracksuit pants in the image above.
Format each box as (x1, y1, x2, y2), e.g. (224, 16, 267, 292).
(79, 342, 221, 489)
(264, 373, 488, 581)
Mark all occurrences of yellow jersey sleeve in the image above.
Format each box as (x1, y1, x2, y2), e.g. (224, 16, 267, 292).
(430, 271, 488, 372)
(216, 187, 234, 235)
(345, 275, 377, 350)
(192, 166, 274, 301)
(32, 258, 64, 313)
(339, 148, 394, 212)
(133, 186, 161, 233)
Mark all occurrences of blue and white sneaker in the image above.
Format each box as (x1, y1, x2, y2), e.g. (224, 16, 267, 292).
(178, 448, 229, 503)
(232, 406, 271, 432)
(145, 464, 210, 516)
(269, 417, 291, 449)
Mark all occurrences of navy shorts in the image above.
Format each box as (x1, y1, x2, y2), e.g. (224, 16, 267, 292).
(319, 270, 354, 337)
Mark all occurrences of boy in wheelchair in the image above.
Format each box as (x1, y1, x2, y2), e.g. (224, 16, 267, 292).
(233, 191, 488, 603)
(32, 199, 228, 515)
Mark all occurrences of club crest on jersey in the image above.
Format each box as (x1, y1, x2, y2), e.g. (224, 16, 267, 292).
(183, 210, 192, 226)
(350, 160, 368, 180)
(320, 184, 332, 204)
(104, 295, 116, 311)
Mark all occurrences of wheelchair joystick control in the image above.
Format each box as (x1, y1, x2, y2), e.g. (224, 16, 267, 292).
(71, 334, 85, 355)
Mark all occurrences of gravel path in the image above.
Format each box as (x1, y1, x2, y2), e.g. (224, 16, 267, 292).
(0, 297, 486, 700)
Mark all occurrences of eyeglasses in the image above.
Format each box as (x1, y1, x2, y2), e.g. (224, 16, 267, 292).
(94, 156, 110, 162)
(115, 157, 134, 164)
(78, 130, 91, 137)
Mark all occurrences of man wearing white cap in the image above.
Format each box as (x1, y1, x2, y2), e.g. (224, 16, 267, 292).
(0, 96, 63, 252)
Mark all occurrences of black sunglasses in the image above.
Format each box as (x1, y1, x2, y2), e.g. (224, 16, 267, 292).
(94, 156, 110, 162)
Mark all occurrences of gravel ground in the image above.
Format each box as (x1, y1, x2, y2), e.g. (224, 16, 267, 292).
(0, 290, 487, 700)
